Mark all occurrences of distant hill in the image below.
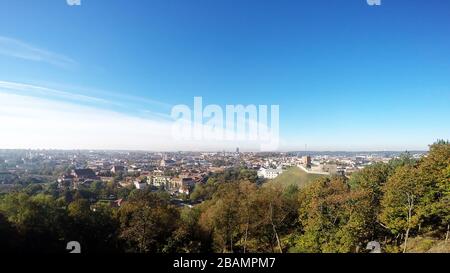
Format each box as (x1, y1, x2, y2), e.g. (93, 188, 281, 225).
(265, 166, 326, 189)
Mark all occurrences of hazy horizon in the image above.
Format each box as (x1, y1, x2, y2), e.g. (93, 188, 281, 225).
(0, 146, 430, 153)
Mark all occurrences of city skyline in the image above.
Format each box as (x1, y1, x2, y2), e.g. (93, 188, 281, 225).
(1, 0, 450, 151)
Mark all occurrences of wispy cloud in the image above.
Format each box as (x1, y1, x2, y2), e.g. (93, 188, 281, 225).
(0, 80, 173, 120)
(0, 80, 173, 119)
(0, 36, 77, 68)
(0, 80, 110, 105)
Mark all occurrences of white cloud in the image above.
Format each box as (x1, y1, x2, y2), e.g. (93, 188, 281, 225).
(0, 92, 173, 150)
(0, 36, 77, 68)
(0, 92, 277, 151)
(0, 80, 176, 122)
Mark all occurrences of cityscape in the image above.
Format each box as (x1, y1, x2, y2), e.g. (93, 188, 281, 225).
(0, 149, 426, 199)
(0, 0, 449, 266)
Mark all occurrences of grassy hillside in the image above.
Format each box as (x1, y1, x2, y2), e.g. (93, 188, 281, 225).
(404, 236, 450, 253)
(265, 166, 326, 189)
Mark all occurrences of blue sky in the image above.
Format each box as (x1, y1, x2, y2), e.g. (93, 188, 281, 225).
(0, 0, 449, 151)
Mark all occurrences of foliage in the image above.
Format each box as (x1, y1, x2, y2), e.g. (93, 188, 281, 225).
(116, 191, 178, 253)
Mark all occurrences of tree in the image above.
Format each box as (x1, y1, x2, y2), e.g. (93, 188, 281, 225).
(416, 140, 450, 240)
(238, 168, 258, 183)
(190, 178, 218, 202)
(116, 191, 178, 253)
(389, 152, 417, 169)
(66, 198, 120, 253)
(0, 213, 20, 252)
(89, 180, 106, 196)
(197, 181, 269, 253)
(198, 182, 241, 253)
(0, 193, 68, 252)
(380, 165, 425, 253)
(237, 181, 258, 253)
(23, 184, 44, 195)
(190, 183, 206, 202)
(249, 184, 297, 253)
(294, 176, 357, 253)
(164, 207, 212, 253)
(347, 163, 392, 247)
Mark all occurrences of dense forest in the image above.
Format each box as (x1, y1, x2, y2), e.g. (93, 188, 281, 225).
(0, 141, 449, 253)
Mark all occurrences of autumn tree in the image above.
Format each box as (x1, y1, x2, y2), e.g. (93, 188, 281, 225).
(116, 191, 178, 253)
(380, 165, 425, 253)
(348, 163, 392, 247)
(416, 140, 450, 239)
(163, 207, 212, 253)
(293, 176, 373, 253)
(198, 182, 241, 252)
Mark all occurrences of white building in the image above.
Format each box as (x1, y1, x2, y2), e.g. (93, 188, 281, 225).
(151, 175, 172, 188)
(257, 167, 283, 179)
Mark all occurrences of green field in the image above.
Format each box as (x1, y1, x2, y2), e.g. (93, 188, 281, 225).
(265, 166, 327, 189)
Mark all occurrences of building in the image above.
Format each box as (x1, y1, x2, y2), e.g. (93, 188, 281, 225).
(151, 175, 172, 188)
(160, 159, 176, 167)
(70, 168, 99, 189)
(303, 156, 312, 169)
(111, 165, 127, 175)
(0, 172, 19, 184)
(127, 165, 141, 175)
(171, 177, 195, 194)
(134, 180, 147, 190)
(71, 168, 98, 181)
(57, 174, 75, 188)
(257, 167, 283, 179)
